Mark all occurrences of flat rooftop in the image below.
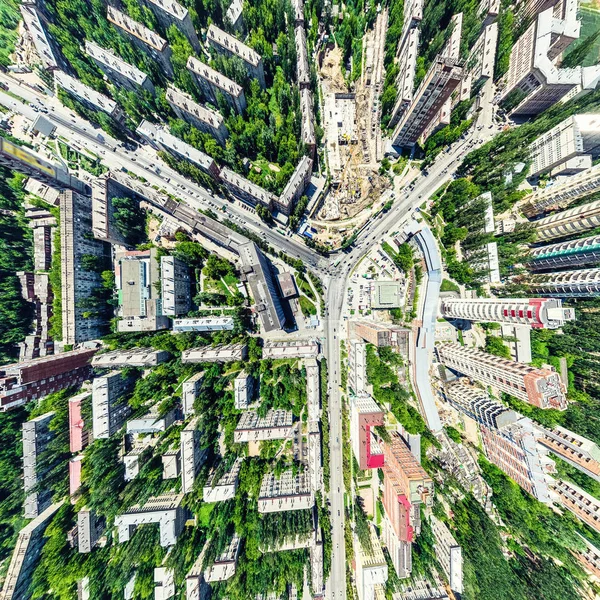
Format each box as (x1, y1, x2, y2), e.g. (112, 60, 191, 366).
(207, 24, 262, 67)
(107, 6, 168, 51)
(351, 393, 383, 415)
(259, 470, 311, 499)
(20, 5, 58, 69)
(187, 56, 244, 96)
(85, 40, 149, 85)
(236, 409, 293, 430)
(182, 343, 247, 362)
(124, 493, 184, 514)
(262, 339, 320, 358)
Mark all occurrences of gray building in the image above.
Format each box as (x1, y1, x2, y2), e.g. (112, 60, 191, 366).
(20, 5, 59, 70)
(161, 255, 191, 316)
(181, 417, 206, 494)
(85, 41, 155, 94)
(92, 370, 135, 439)
(78, 508, 104, 553)
(276, 155, 312, 215)
(107, 6, 174, 78)
(529, 234, 600, 271)
(187, 56, 247, 114)
(528, 267, 600, 297)
(23, 412, 55, 518)
(300, 88, 316, 156)
(92, 348, 169, 368)
(164, 87, 229, 145)
(226, 0, 244, 32)
(182, 371, 204, 415)
(207, 24, 265, 88)
(60, 190, 108, 345)
(295, 25, 310, 89)
(220, 167, 276, 210)
(140, 0, 200, 52)
(239, 242, 286, 332)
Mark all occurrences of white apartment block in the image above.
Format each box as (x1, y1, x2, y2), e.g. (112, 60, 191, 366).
(354, 526, 388, 600)
(154, 567, 176, 600)
(528, 267, 600, 297)
(203, 458, 242, 502)
(234, 370, 254, 410)
(182, 371, 204, 416)
(467, 22, 498, 84)
(262, 339, 320, 360)
(181, 417, 205, 494)
(430, 516, 463, 595)
(348, 339, 367, 394)
(173, 318, 235, 333)
(388, 28, 420, 128)
(207, 25, 265, 88)
(78, 508, 103, 553)
(528, 233, 600, 271)
(305, 357, 320, 424)
(92, 370, 134, 439)
(92, 348, 169, 368)
(20, 5, 58, 70)
(114, 494, 187, 547)
(258, 470, 314, 513)
(439, 297, 575, 329)
(126, 402, 178, 435)
(276, 155, 312, 216)
(141, 0, 200, 52)
(529, 114, 600, 176)
(23, 412, 54, 518)
(437, 343, 567, 410)
(162, 450, 181, 479)
(182, 344, 248, 363)
(234, 409, 294, 442)
(381, 513, 412, 578)
(533, 198, 600, 242)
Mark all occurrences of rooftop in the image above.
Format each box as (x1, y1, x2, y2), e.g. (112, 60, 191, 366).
(221, 168, 276, 205)
(85, 40, 149, 85)
(259, 470, 312, 499)
(55, 71, 119, 114)
(207, 24, 262, 67)
(145, 0, 189, 19)
(165, 86, 225, 128)
(107, 6, 168, 51)
(278, 156, 312, 211)
(236, 409, 293, 430)
(187, 56, 244, 96)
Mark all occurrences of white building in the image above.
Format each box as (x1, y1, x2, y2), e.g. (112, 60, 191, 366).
(182, 344, 248, 363)
(173, 318, 235, 333)
(182, 371, 204, 416)
(126, 402, 178, 434)
(348, 340, 367, 394)
(354, 526, 388, 600)
(234, 370, 254, 410)
(258, 470, 314, 513)
(92, 371, 134, 439)
(262, 339, 320, 360)
(430, 516, 463, 595)
(234, 409, 294, 442)
(92, 348, 169, 368)
(181, 417, 205, 494)
(203, 458, 242, 502)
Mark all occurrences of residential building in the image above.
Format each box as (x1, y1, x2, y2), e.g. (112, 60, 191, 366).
(0, 349, 95, 411)
(300, 88, 316, 155)
(55, 71, 124, 121)
(162, 88, 229, 145)
(533, 198, 600, 242)
(437, 343, 567, 409)
(162, 450, 181, 479)
(173, 318, 235, 333)
(114, 494, 187, 547)
(500, 1, 600, 117)
(154, 567, 176, 600)
(161, 255, 191, 316)
(529, 234, 600, 270)
(203, 458, 242, 502)
(350, 393, 385, 470)
(0, 502, 62, 600)
(430, 516, 463, 595)
(115, 248, 169, 332)
(20, 5, 59, 70)
(295, 26, 310, 90)
(575, 537, 600, 579)
(239, 242, 286, 332)
(60, 190, 108, 344)
(85, 41, 155, 94)
(92, 370, 135, 439)
(226, 0, 244, 31)
(91, 176, 127, 245)
(381, 509, 412, 579)
(553, 479, 600, 533)
(220, 167, 276, 210)
(348, 340, 367, 394)
(78, 508, 103, 553)
(354, 526, 388, 600)
(276, 155, 312, 215)
(69, 390, 92, 453)
(207, 25, 265, 88)
(136, 119, 221, 178)
(234, 370, 254, 409)
(23, 412, 55, 518)
(439, 297, 575, 328)
(140, 0, 200, 51)
(277, 272, 297, 298)
(528, 267, 600, 297)
(262, 339, 320, 359)
(181, 417, 206, 494)
(529, 114, 600, 176)
(391, 57, 463, 148)
(126, 402, 178, 434)
(536, 425, 600, 482)
(467, 22, 498, 85)
(200, 534, 241, 582)
(234, 409, 294, 442)
(258, 470, 314, 513)
(124, 446, 153, 481)
(182, 343, 248, 363)
(388, 28, 420, 128)
(187, 57, 247, 114)
(92, 348, 169, 368)
(182, 372, 204, 415)
(17, 272, 54, 361)
(107, 7, 173, 77)
(522, 164, 600, 217)
(352, 320, 412, 353)
(481, 418, 553, 502)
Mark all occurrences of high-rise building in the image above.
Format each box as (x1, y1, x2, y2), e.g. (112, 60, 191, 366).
(234, 370, 254, 410)
(388, 28, 420, 128)
(430, 516, 463, 595)
(182, 371, 204, 415)
(350, 394, 385, 470)
(438, 343, 567, 409)
(354, 526, 388, 600)
(439, 297, 575, 328)
(348, 339, 367, 394)
(529, 234, 600, 271)
(187, 57, 247, 114)
(160, 255, 191, 316)
(140, 0, 200, 52)
(521, 164, 600, 217)
(19, 5, 59, 71)
(107, 7, 173, 78)
(0, 349, 96, 411)
(68, 390, 92, 453)
(500, 0, 600, 116)
(529, 114, 600, 176)
(528, 267, 600, 297)
(391, 57, 463, 148)
(180, 417, 206, 494)
(466, 22, 498, 85)
(92, 370, 135, 439)
(552, 479, 600, 533)
(533, 198, 600, 242)
(207, 25, 265, 88)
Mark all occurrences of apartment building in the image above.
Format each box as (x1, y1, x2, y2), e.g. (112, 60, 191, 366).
(437, 343, 567, 409)
(295, 26, 310, 90)
(258, 470, 314, 513)
(163, 87, 229, 145)
(0, 348, 95, 411)
(533, 198, 600, 242)
(467, 22, 498, 85)
(553, 479, 600, 533)
(127, 401, 178, 434)
(77, 508, 103, 553)
(181, 417, 205, 493)
(391, 57, 463, 148)
(23, 412, 55, 518)
(430, 516, 463, 595)
(262, 339, 320, 359)
(350, 393, 385, 470)
(352, 320, 412, 353)
(207, 25, 265, 88)
(528, 267, 600, 297)
(92, 348, 169, 368)
(234, 370, 254, 410)
(226, 0, 244, 31)
(439, 297, 575, 328)
(140, 0, 200, 51)
(85, 41, 155, 94)
(521, 164, 600, 217)
(220, 167, 276, 210)
(182, 343, 248, 363)
(160, 255, 191, 316)
(348, 339, 367, 394)
(182, 371, 204, 415)
(107, 6, 173, 77)
(239, 242, 287, 332)
(92, 370, 135, 439)
(68, 390, 92, 453)
(276, 155, 312, 215)
(17, 272, 53, 361)
(388, 28, 420, 128)
(529, 114, 600, 176)
(234, 409, 294, 442)
(60, 190, 108, 344)
(173, 318, 235, 333)
(187, 57, 247, 114)
(300, 88, 316, 156)
(529, 234, 600, 271)
(136, 119, 221, 177)
(354, 526, 388, 600)
(203, 457, 242, 502)
(20, 4, 59, 70)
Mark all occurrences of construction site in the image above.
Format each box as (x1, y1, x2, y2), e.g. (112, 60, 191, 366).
(314, 9, 390, 237)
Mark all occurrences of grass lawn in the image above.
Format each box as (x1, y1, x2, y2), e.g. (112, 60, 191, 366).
(440, 279, 460, 293)
(296, 273, 316, 301)
(299, 295, 317, 317)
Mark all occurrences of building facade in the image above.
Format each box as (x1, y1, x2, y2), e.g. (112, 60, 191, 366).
(350, 394, 385, 470)
(529, 234, 600, 271)
(92, 370, 135, 439)
(528, 267, 600, 297)
(160, 255, 191, 316)
(534, 198, 600, 242)
(140, 0, 200, 51)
